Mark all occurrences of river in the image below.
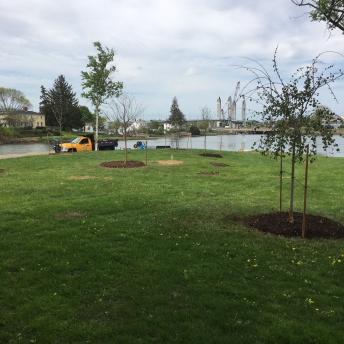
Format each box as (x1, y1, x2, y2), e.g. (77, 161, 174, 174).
(0, 135, 344, 157)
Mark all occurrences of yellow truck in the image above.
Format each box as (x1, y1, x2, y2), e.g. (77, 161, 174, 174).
(54, 135, 118, 153)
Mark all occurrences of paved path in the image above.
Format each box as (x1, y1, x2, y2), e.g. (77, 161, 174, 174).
(0, 152, 51, 160)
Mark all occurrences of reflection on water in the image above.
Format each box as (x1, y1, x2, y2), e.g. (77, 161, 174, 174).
(1, 135, 344, 157)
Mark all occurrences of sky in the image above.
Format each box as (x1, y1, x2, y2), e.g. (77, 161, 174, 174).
(1, 0, 344, 120)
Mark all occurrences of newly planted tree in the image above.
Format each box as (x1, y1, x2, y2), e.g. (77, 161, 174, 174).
(81, 41, 123, 150)
(107, 94, 144, 164)
(244, 50, 343, 223)
(200, 106, 212, 152)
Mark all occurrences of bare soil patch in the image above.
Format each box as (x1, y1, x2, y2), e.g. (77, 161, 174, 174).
(68, 175, 97, 180)
(198, 171, 219, 176)
(55, 211, 86, 220)
(210, 162, 229, 167)
(158, 160, 184, 166)
(100, 160, 145, 169)
(244, 212, 344, 239)
(0, 168, 5, 175)
(199, 153, 223, 158)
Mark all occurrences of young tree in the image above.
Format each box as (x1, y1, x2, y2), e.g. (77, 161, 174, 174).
(0, 87, 31, 113)
(292, 0, 344, 33)
(42, 75, 80, 136)
(107, 94, 144, 164)
(200, 106, 212, 152)
(244, 49, 344, 223)
(81, 41, 123, 150)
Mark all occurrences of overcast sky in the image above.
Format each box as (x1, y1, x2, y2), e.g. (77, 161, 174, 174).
(1, 0, 344, 120)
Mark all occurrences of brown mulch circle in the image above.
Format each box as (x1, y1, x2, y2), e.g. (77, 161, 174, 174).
(210, 162, 229, 167)
(198, 171, 219, 176)
(244, 212, 344, 239)
(199, 153, 223, 158)
(100, 160, 145, 169)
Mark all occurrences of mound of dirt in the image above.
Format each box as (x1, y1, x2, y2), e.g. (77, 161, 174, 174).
(158, 160, 184, 166)
(244, 212, 344, 239)
(210, 162, 229, 167)
(199, 153, 223, 158)
(100, 161, 145, 169)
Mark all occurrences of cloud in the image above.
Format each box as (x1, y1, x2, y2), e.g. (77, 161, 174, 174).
(0, 0, 344, 119)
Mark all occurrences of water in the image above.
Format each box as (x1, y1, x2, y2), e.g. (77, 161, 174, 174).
(1, 135, 344, 157)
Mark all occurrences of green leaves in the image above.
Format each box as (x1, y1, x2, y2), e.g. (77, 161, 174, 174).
(81, 41, 123, 110)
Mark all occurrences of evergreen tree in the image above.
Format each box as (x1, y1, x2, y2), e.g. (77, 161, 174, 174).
(41, 75, 82, 134)
(168, 97, 186, 128)
(39, 86, 55, 126)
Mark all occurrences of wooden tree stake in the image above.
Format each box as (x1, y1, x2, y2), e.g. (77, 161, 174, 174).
(302, 145, 310, 238)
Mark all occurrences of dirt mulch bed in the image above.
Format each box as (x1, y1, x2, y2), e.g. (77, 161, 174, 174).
(210, 162, 229, 167)
(100, 160, 145, 169)
(158, 160, 184, 166)
(199, 153, 223, 158)
(244, 212, 344, 239)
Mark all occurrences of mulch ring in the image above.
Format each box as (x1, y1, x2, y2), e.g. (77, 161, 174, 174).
(210, 162, 229, 167)
(244, 212, 344, 239)
(100, 160, 145, 169)
(198, 171, 219, 176)
(199, 153, 223, 158)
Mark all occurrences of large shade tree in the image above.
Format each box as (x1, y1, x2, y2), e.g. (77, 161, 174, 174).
(81, 41, 123, 150)
(243, 49, 344, 223)
(0, 87, 31, 113)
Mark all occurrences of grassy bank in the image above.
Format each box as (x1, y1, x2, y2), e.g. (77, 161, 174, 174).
(0, 150, 343, 343)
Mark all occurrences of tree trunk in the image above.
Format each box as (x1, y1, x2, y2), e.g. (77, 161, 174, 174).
(124, 128, 128, 164)
(289, 143, 296, 223)
(279, 149, 283, 223)
(204, 131, 207, 152)
(302, 145, 310, 238)
(95, 105, 99, 151)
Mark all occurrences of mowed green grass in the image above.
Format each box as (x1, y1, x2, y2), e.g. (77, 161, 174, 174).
(0, 149, 344, 344)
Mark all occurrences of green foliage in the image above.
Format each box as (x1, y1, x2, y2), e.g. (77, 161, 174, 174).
(1, 151, 344, 343)
(79, 105, 95, 126)
(249, 50, 343, 161)
(0, 87, 31, 113)
(148, 120, 164, 134)
(168, 96, 186, 128)
(293, 0, 344, 33)
(40, 75, 82, 131)
(189, 125, 201, 136)
(81, 42, 123, 110)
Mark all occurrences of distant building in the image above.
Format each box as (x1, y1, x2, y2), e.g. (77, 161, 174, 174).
(0, 107, 45, 128)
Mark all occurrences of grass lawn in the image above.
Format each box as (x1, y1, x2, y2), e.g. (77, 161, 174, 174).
(0, 149, 343, 343)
